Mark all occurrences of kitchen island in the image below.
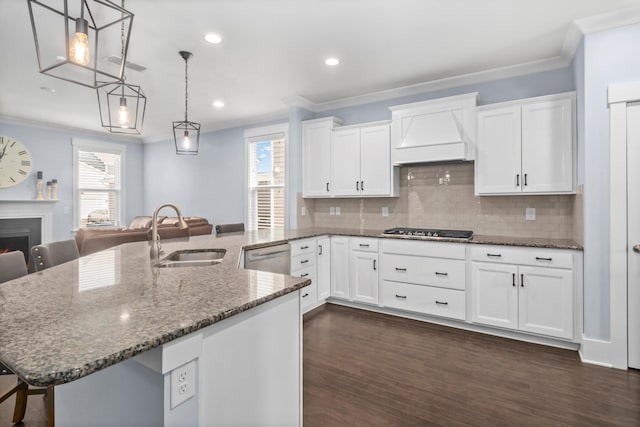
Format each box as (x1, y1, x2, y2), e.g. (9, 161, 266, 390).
(0, 230, 312, 427)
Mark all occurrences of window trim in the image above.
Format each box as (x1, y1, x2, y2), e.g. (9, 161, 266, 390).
(244, 123, 289, 231)
(72, 138, 127, 230)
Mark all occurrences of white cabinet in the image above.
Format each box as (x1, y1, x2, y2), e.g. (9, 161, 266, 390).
(330, 236, 350, 299)
(316, 237, 331, 301)
(302, 117, 341, 197)
(290, 238, 318, 313)
(469, 245, 574, 340)
(476, 93, 575, 195)
(350, 238, 379, 305)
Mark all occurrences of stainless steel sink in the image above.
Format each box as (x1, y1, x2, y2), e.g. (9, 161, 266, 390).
(158, 249, 226, 268)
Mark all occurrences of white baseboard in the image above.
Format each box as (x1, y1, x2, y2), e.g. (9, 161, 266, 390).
(579, 336, 613, 368)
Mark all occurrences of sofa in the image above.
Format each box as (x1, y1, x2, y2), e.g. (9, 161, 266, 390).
(75, 216, 213, 256)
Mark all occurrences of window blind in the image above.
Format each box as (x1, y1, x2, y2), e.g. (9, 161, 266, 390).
(78, 150, 121, 227)
(247, 134, 285, 230)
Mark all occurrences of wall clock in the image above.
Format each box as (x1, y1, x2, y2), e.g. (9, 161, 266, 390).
(0, 136, 32, 188)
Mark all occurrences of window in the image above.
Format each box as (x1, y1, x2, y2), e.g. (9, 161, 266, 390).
(245, 124, 288, 230)
(73, 139, 126, 229)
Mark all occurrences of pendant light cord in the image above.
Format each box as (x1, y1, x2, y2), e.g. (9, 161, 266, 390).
(184, 56, 189, 122)
(120, 0, 126, 94)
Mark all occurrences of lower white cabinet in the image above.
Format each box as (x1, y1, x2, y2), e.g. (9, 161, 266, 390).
(330, 236, 351, 299)
(470, 245, 574, 340)
(290, 238, 318, 313)
(317, 237, 331, 300)
(350, 241, 379, 305)
(381, 280, 466, 320)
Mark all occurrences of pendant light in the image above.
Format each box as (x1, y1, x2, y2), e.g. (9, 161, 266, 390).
(27, 0, 134, 89)
(96, 0, 146, 134)
(173, 51, 200, 155)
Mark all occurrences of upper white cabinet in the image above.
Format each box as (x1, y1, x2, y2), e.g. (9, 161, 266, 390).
(475, 93, 576, 195)
(332, 123, 398, 197)
(389, 93, 478, 165)
(302, 117, 342, 197)
(302, 118, 398, 198)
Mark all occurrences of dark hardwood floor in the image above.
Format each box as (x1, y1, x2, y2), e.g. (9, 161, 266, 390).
(303, 304, 640, 427)
(2, 303, 639, 426)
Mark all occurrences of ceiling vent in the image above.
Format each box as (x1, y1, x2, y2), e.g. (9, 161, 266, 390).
(106, 55, 147, 72)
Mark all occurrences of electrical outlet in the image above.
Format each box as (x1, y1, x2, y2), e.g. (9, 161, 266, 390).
(381, 207, 389, 217)
(329, 207, 335, 216)
(526, 207, 536, 221)
(335, 206, 341, 215)
(171, 360, 195, 409)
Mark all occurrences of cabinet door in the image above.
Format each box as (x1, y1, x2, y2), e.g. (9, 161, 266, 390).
(521, 99, 574, 193)
(476, 106, 522, 194)
(303, 121, 333, 196)
(330, 237, 350, 299)
(470, 262, 518, 329)
(350, 250, 379, 305)
(331, 128, 361, 196)
(518, 267, 573, 339)
(360, 124, 391, 196)
(316, 237, 331, 301)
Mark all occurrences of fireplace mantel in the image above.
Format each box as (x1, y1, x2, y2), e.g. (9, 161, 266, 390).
(0, 200, 55, 244)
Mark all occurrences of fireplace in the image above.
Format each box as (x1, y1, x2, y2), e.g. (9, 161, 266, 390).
(0, 218, 42, 273)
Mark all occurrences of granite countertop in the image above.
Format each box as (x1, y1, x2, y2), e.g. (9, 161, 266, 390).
(0, 227, 581, 387)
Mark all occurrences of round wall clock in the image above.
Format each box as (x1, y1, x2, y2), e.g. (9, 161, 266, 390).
(0, 136, 32, 188)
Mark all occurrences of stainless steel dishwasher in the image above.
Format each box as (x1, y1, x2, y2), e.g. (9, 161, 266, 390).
(244, 244, 290, 274)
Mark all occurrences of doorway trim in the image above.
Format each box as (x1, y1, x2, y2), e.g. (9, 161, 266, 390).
(608, 81, 640, 369)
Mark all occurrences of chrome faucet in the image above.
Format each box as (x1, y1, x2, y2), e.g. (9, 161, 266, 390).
(150, 203, 189, 264)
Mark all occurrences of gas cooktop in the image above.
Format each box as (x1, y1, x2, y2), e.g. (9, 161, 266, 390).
(382, 227, 474, 240)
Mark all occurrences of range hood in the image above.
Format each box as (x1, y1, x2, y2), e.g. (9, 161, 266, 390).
(389, 92, 478, 165)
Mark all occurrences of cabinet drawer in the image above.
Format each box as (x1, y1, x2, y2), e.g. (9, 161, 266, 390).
(291, 253, 316, 272)
(381, 254, 465, 290)
(470, 245, 573, 269)
(350, 237, 378, 252)
(291, 239, 316, 257)
(381, 280, 465, 320)
(300, 282, 317, 311)
(381, 239, 465, 260)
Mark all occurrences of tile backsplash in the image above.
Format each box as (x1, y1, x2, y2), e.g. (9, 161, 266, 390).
(298, 162, 582, 242)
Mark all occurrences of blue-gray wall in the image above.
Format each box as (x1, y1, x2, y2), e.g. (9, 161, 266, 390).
(0, 121, 144, 241)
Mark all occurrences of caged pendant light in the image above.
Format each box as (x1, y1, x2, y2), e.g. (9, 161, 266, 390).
(173, 51, 200, 155)
(27, 0, 134, 89)
(96, 0, 146, 134)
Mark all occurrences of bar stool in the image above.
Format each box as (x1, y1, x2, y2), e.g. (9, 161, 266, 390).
(31, 239, 80, 272)
(0, 250, 54, 426)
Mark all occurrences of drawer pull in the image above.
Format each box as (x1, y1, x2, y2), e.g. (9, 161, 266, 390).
(301, 259, 309, 264)
(395, 267, 407, 272)
(395, 294, 407, 299)
(300, 245, 309, 250)
(302, 293, 309, 298)
(435, 300, 448, 306)
(373, 259, 377, 270)
(521, 273, 524, 287)
(535, 257, 552, 261)
(300, 273, 309, 277)
(359, 243, 370, 248)
(318, 244, 323, 255)
(486, 253, 502, 258)
(435, 272, 448, 276)
(512, 273, 516, 287)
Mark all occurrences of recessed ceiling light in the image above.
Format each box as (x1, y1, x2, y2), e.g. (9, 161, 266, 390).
(40, 86, 56, 93)
(213, 100, 225, 108)
(204, 33, 223, 44)
(325, 57, 340, 66)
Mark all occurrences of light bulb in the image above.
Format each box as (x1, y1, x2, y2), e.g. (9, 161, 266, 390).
(117, 98, 130, 128)
(69, 18, 90, 66)
(181, 131, 191, 150)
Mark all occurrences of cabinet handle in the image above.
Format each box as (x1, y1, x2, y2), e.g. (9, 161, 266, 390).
(302, 293, 309, 298)
(359, 243, 370, 248)
(300, 245, 309, 250)
(301, 273, 309, 277)
(301, 259, 309, 264)
(318, 244, 323, 255)
(535, 257, 552, 261)
(524, 173, 528, 186)
(512, 273, 516, 287)
(326, 182, 330, 192)
(521, 273, 524, 287)
(395, 267, 407, 271)
(486, 253, 502, 258)
(435, 300, 448, 306)
(361, 181, 364, 191)
(373, 259, 377, 270)
(356, 181, 360, 191)
(516, 174, 520, 187)
(435, 272, 448, 276)
(395, 294, 407, 299)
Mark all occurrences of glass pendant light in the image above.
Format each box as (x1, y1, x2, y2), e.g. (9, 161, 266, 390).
(173, 51, 201, 155)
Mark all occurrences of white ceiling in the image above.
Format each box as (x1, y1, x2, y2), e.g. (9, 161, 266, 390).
(2, 0, 640, 142)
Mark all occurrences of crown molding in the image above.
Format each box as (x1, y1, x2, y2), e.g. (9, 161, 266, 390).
(0, 114, 143, 144)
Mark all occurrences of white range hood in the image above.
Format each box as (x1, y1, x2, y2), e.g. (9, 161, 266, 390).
(389, 92, 478, 164)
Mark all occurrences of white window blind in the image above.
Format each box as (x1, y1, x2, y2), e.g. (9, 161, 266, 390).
(247, 133, 286, 230)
